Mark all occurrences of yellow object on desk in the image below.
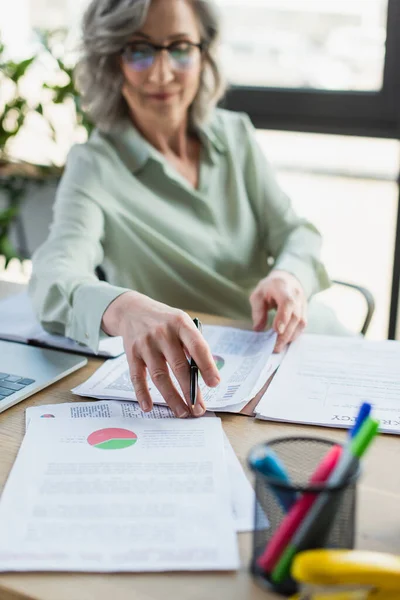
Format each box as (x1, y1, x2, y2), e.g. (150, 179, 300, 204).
(290, 592, 369, 600)
(289, 549, 400, 600)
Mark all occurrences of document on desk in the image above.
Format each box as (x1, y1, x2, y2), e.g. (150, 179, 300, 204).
(256, 334, 400, 435)
(0, 418, 239, 572)
(221, 350, 287, 414)
(25, 401, 256, 532)
(72, 325, 277, 411)
(0, 292, 124, 357)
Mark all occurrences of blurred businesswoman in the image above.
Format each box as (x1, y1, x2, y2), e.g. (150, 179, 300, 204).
(30, 0, 343, 418)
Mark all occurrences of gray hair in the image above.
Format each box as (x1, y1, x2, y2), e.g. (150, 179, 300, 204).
(75, 0, 226, 131)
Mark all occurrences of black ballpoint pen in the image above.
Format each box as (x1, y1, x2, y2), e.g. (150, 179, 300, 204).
(190, 318, 202, 406)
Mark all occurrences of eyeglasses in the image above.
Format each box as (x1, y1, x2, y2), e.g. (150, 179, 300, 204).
(121, 40, 204, 72)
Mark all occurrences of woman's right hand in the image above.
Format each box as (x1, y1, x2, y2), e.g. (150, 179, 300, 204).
(101, 291, 220, 418)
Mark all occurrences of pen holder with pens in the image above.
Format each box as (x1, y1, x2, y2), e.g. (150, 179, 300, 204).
(248, 436, 360, 598)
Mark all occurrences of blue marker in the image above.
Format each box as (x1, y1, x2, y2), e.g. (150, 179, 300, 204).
(249, 446, 297, 512)
(350, 402, 372, 438)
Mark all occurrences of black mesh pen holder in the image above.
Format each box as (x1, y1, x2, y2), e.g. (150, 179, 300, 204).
(248, 436, 360, 597)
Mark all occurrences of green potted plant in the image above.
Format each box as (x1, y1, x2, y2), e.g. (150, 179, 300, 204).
(0, 31, 93, 264)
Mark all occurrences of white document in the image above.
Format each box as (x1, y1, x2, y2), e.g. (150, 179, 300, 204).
(253, 350, 286, 394)
(25, 401, 175, 429)
(73, 325, 277, 411)
(256, 334, 400, 435)
(0, 292, 124, 358)
(25, 401, 256, 532)
(0, 418, 239, 572)
(222, 350, 287, 414)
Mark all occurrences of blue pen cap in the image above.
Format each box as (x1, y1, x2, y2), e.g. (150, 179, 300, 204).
(350, 402, 372, 438)
(249, 446, 290, 481)
(248, 444, 298, 513)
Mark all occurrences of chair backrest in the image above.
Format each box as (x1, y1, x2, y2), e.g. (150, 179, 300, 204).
(332, 280, 375, 336)
(318, 280, 375, 336)
(8, 180, 57, 258)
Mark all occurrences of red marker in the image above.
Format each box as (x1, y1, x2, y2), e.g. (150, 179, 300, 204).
(257, 444, 342, 573)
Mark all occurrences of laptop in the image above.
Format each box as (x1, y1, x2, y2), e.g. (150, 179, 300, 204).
(0, 340, 87, 413)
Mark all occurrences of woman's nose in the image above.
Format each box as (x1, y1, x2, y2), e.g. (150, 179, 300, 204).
(147, 51, 175, 85)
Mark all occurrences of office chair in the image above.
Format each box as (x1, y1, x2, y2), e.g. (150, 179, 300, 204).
(332, 280, 375, 336)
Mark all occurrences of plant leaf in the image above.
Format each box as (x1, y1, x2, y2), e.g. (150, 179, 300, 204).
(0, 233, 19, 266)
(12, 56, 36, 81)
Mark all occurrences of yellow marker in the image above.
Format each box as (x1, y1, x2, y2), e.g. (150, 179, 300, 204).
(290, 590, 373, 600)
(289, 549, 400, 600)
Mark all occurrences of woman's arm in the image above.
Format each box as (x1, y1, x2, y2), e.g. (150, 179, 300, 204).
(240, 113, 331, 348)
(241, 113, 330, 299)
(28, 144, 129, 352)
(29, 143, 220, 417)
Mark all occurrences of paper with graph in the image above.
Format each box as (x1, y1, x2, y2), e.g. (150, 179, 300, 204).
(0, 418, 239, 572)
(25, 400, 256, 532)
(73, 325, 277, 411)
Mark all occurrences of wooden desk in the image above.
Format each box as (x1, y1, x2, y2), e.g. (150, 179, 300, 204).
(0, 282, 399, 600)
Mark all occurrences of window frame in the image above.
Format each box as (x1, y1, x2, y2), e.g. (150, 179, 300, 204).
(222, 0, 400, 338)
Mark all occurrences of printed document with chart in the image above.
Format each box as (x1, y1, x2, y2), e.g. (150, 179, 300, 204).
(25, 400, 257, 533)
(72, 325, 277, 411)
(256, 334, 400, 435)
(0, 418, 239, 572)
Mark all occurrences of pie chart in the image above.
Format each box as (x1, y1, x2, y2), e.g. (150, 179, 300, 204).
(87, 427, 138, 450)
(213, 355, 225, 370)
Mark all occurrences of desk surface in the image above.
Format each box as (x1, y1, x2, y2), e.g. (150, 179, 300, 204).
(0, 281, 399, 600)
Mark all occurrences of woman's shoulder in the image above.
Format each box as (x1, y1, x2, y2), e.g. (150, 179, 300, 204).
(59, 128, 121, 198)
(62, 128, 126, 192)
(210, 107, 252, 131)
(65, 129, 113, 166)
(205, 109, 255, 157)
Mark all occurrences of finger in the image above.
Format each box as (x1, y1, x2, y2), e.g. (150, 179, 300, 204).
(144, 349, 190, 419)
(275, 312, 301, 353)
(250, 290, 268, 331)
(291, 320, 307, 345)
(178, 318, 220, 388)
(291, 306, 308, 344)
(191, 387, 207, 417)
(272, 294, 296, 336)
(162, 342, 206, 417)
(128, 356, 153, 413)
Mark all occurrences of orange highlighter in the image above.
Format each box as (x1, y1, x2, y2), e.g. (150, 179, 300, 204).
(289, 549, 400, 600)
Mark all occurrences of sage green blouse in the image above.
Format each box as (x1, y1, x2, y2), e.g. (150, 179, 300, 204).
(29, 109, 331, 351)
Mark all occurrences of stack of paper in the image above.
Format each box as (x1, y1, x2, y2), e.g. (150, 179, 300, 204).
(0, 408, 241, 572)
(0, 292, 124, 358)
(24, 400, 257, 533)
(73, 325, 278, 413)
(255, 334, 400, 435)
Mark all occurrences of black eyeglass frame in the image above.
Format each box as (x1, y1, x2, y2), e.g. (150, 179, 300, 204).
(121, 40, 206, 58)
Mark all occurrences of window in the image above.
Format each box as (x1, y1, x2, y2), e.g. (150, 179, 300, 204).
(217, 0, 388, 92)
(0, 0, 89, 57)
(255, 130, 399, 338)
(220, 0, 400, 338)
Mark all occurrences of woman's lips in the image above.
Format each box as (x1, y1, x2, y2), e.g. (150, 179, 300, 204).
(147, 92, 175, 101)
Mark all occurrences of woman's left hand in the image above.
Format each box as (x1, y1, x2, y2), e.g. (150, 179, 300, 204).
(249, 270, 307, 352)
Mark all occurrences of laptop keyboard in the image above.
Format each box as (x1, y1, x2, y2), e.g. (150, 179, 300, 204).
(0, 373, 36, 401)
